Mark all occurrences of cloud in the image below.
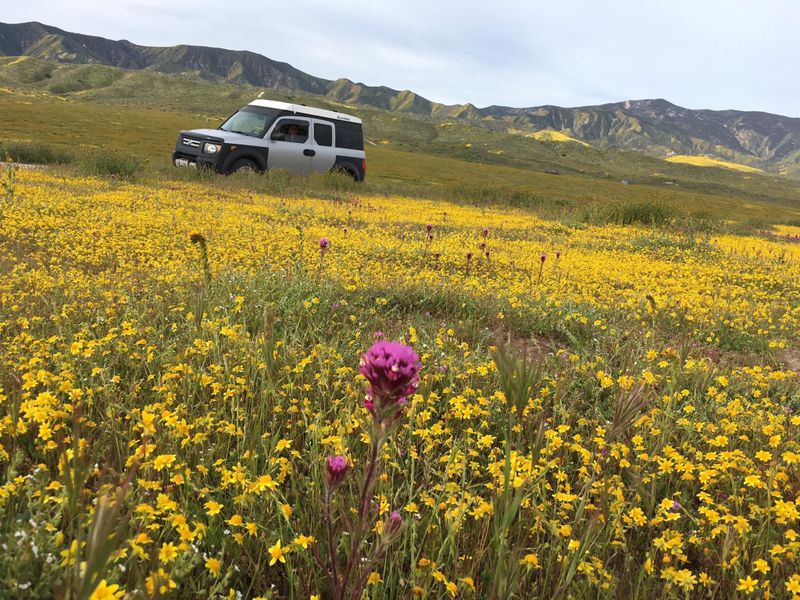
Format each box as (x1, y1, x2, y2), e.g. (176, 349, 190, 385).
(3, 0, 799, 115)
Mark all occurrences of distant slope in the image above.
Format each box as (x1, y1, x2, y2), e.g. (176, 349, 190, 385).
(0, 21, 330, 92)
(665, 155, 763, 173)
(1, 20, 799, 177)
(481, 100, 800, 175)
(5, 55, 800, 211)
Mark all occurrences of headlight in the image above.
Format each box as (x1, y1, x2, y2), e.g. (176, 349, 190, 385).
(203, 143, 220, 154)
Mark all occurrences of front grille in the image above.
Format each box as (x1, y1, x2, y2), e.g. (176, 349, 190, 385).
(182, 137, 201, 148)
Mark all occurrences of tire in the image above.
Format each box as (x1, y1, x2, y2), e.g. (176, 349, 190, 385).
(229, 158, 258, 174)
(332, 163, 359, 182)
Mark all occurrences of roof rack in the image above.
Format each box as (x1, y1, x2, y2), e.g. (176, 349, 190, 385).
(248, 99, 361, 124)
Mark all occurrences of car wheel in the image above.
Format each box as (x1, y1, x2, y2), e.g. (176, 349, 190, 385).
(230, 158, 257, 174)
(332, 164, 358, 182)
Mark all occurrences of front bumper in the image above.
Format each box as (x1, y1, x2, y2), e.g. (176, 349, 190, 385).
(172, 151, 221, 170)
(172, 132, 225, 172)
(172, 156, 196, 168)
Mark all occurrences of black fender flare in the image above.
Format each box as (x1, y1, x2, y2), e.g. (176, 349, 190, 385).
(332, 157, 362, 181)
(221, 147, 269, 173)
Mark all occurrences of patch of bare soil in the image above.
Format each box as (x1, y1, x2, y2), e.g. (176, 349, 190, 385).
(0, 162, 47, 170)
(492, 327, 562, 363)
(780, 349, 800, 372)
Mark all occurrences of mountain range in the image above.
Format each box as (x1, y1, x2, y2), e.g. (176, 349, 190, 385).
(1, 20, 799, 176)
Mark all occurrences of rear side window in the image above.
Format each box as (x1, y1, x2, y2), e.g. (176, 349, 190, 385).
(314, 123, 333, 147)
(335, 122, 364, 151)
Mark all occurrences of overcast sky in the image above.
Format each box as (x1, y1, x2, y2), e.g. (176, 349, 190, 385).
(4, 0, 799, 116)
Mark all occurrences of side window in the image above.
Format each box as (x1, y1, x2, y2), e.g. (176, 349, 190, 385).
(271, 119, 309, 143)
(335, 122, 364, 150)
(314, 123, 333, 147)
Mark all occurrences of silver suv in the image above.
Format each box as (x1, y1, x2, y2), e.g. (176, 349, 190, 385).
(172, 99, 366, 181)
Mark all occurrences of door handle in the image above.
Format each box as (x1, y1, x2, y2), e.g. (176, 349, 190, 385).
(304, 149, 316, 157)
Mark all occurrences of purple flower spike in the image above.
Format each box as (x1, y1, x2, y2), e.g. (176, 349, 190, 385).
(384, 510, 404, 536)
(319, 237, 330, 251)
(426, 223, 433, 233)
(359, 341, 421, 422)
(325, 454, 350, 488)
(540, 253, 547, 263)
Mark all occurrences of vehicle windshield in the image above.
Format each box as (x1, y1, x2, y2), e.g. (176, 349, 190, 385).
(219, 107, 280, 138)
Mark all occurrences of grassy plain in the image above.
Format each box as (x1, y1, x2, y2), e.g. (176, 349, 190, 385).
(2, 90, 800, 226)
(1, 58, 800, 598)
(2, 55, 800, 226)
(0, 166, 799, 598)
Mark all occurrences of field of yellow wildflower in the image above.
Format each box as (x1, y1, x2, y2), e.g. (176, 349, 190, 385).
(1, 167, 799, 598)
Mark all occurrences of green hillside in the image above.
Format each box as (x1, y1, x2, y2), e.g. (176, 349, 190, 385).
(3, 82, 800, 225)
(2, 55, 800, 226)
(1, 21, 799, 177)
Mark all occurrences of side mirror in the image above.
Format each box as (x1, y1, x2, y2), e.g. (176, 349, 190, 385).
(271, 131, 285, 141)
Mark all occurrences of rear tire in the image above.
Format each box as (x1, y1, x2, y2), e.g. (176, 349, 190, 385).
(332, 164, 359, 182)
(229, 158, 257, 174)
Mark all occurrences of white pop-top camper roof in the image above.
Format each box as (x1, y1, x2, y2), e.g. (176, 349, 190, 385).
(248, 99, 362, 124)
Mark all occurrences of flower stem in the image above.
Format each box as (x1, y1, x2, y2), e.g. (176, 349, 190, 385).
(358, 438, 381, 520)
(324, 487, 340, 597)
(339, 436, 382, 599)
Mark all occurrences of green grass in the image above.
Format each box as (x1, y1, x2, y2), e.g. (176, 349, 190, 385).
(1, 167, 798, 598)
(0, 140, 74, 164)
(76, 148, 143, 179)
(3, 56, 797, 186)
(2, 72, 800, 225)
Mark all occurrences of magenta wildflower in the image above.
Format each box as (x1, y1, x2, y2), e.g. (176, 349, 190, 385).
(540, 253, 546, 263)
(482, 227, 489, 237)
(359, 341, 421, 423)
(319, 237, 330, 251)
(384, 510, 403, 537)
(325, 454, 350, 488)
(426, 223, 433, 233)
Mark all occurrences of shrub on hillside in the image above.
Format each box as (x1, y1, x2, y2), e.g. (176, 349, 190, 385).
(0, 141, 74, 165)
(77, 150, 143, 179)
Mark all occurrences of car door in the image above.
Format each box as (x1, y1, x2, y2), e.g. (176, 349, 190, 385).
(266, 117, 313, 174)
(311, 119, 336, 173)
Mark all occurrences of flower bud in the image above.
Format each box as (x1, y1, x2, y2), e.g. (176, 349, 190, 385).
(359, 341, 421, 425)
(384, 510, 403, 537)
(325, 455, 350, 488)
